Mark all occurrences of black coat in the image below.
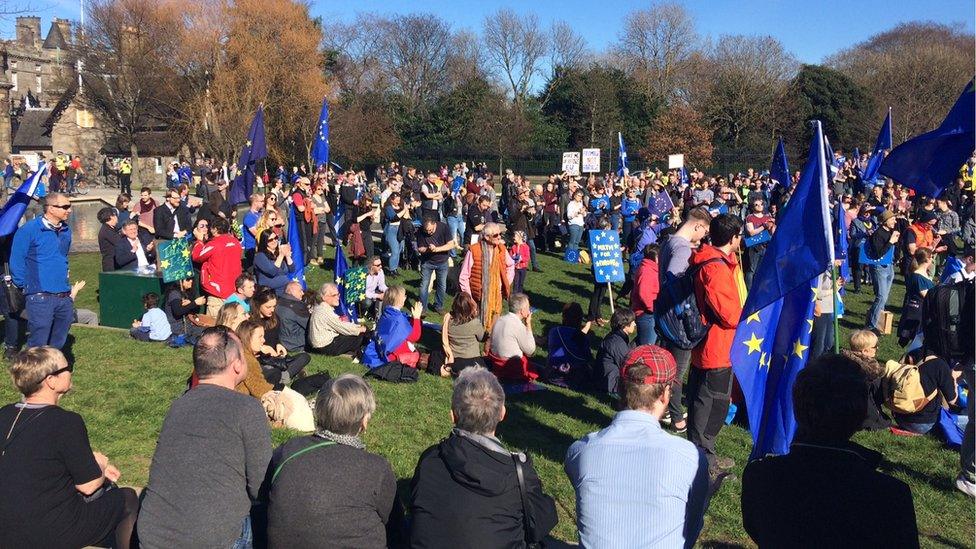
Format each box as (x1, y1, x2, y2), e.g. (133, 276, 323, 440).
(98, 223, 123, 272)
(153, 203, 192, 240)
(409, 431, 557, 549)
(742, 441, 919, 548)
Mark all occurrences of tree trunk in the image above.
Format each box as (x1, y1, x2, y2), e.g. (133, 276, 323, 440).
(130, 141, 141, 188)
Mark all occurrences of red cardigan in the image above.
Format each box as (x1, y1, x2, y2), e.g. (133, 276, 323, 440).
(631, 258, 660, 317)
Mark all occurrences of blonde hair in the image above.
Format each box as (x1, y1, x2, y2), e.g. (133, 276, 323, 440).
(9, 347, 67, 396)
(217, 302, 248, 331)
(314, 374, 376, 435)
(848, 330, 878, 353)
(382, 285, 406, 308)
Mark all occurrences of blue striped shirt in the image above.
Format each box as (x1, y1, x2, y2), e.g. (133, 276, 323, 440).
(565, 410, 709, 548)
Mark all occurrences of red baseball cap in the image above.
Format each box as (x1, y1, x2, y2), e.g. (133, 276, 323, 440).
(621, 345, 677, 385)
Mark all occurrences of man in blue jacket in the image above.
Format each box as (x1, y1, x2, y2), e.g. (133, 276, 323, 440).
(10, 192, 73, 349)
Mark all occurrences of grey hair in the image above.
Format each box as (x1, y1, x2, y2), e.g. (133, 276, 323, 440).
(318, 282, 339, 299)
(315, 374, 376, 436)
(452, 366, 505, 435)
(508, 293, 530, 314)
(481, 222, 502, 238)
(43, 192, 69, 207)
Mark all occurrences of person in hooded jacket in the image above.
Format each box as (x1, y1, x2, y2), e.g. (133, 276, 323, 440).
(409, 366, 558, 548)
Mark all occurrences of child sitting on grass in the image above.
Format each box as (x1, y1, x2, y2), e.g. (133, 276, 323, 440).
(131, 292, 173, 342)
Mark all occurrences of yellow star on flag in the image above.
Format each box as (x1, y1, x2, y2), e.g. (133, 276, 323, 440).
(792, 338, 809, 359)
(743, 333, 764, 355)
(746, 311, 761, 324)
(759, 351, 768, 369)
(811, 286, 818, 302)
(806, 318, 815, 334)
(160, 259, 170, 269)
(181, 249, 190, 259)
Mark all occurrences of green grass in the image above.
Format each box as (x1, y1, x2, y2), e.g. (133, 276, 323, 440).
(2, 250, 972, 547)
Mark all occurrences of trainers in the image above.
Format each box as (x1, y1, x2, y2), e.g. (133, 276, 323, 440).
(957, 474, 976, 497)
(3, 346, 17, 361)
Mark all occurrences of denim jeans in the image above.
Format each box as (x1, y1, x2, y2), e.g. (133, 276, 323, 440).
(4, 311, 23, 349)
(963, 368, 975, 481)
(568, 224, 584, 251)
(809, 312, 835, 361)
(527, 239, 539, 270)
(636, 313, 657, 345)
(610, 213, 621, 231)
(867, 263, 894, 330)
(231, 516, 252, 549)
(446, 215, 464, 257)
(384, 224, 402, 272)
(664, 343, 692, 425)
(25, 293, 74, 349)
(895, 420, 936, 435)
(420, 261, 448, 311)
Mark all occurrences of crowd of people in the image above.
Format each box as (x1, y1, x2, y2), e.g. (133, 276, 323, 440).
(0, 150, 973, 548)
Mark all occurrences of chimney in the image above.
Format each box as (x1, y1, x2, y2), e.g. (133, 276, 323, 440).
(54, 18, 72, 44)
(15, 16, 42, 48)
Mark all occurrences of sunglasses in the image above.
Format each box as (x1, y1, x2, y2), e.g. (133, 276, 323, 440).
(48, 204, 72, 210)
(485, 233, 500, 238)
(267, 236, 279, 242)
(48, 363, 74, 377)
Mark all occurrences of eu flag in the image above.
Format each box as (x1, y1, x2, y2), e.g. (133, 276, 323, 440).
(616, 132, 628, 177)
(229, 105, 267, 205)
(333, 242, 358, 322)
(770, 137, 790, 187)
(649, 190, 674, 219)
(880, 80, 975, 197)
(0, 162, 47, 237)
(311, 98, 330, 170)
(731, 121, 834, 459)
(861, 108, 892, 185)
(286, 202, 306, 290)
(834, 201, 850, 282)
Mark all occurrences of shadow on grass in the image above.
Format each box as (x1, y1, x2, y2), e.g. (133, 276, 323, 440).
(879, 459, 956, 493)
(498, 389, 614, 463)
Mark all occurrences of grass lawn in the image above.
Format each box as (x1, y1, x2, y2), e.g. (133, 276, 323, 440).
(2, 250, 972, 547)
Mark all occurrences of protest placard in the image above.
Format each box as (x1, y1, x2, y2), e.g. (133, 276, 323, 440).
(668, 154, 684, 169)
(562, 152, 581, 176)
(157, 238, 195, 283)
(588, 230, 625, 283)
(582, 148, 601, 173)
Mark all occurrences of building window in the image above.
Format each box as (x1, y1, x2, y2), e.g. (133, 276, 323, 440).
(36, 74, 42, 94)
(76, 109, 95, 128)
(10, 72, 16, 91)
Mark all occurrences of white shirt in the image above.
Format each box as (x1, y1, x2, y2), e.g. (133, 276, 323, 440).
(129, 237, 149, 267)
(168, 204, 181, 234)
(567, 201, 586, 226)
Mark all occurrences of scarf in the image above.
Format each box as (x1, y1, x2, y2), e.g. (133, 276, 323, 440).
(315, 428, 365, 450)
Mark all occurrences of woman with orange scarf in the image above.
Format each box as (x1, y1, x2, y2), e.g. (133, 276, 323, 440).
(458, 222, 515, 331)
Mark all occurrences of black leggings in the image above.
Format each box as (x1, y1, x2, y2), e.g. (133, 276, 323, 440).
(315, 333, 367, 357)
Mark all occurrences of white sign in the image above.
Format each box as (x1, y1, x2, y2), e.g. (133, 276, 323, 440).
(561, 152, 581, 176)
(668, 154, 685, 169)
(582, 148, 601, 173)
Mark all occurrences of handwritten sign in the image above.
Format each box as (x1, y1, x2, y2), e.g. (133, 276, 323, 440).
(588, 230, 625, 283)
(562, 152, 581, 176)
(668, 154, 684, 169)
(158, 238, 194, 283)
(582, 148, 601, 173)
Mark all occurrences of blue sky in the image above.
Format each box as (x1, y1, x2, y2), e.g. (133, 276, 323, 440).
(10, 0, 974, 64)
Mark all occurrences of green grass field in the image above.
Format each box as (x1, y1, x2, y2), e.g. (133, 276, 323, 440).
(2, 250, 972, 547)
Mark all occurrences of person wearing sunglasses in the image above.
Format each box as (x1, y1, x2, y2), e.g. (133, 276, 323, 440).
(10, 192, 75, 349)
(458, 222, 515, 331)
(0, 347, 140, 549)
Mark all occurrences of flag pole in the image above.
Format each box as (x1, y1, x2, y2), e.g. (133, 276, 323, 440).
(607, 282, 615, 314)
(831, 263, 840, 353)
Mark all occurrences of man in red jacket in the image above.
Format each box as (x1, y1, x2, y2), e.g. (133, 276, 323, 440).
(688, 214, 745, 477)
(191, 216, 243, 316)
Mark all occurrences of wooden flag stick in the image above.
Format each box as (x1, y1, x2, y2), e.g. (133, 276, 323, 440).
(607, 282, 615, 314)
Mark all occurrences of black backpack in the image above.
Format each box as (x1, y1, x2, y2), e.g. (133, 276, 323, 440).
(654, 258, 722, 350)
(921, 279, 974, 361)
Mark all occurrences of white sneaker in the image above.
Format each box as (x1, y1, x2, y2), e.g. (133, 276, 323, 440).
(956, 474, 976, 498)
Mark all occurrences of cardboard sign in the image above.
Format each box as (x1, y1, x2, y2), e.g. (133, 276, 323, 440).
(157, 238, 195, 283)
(562, 152, 581, 176)
(582, 148, 601, 173)
(668, 154, 684, 169)
(588, 230, 625, 283)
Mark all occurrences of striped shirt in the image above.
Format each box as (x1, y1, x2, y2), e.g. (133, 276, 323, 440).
(565, 410, 710, 548)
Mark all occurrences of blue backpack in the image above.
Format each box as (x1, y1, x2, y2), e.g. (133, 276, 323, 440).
(654, 258, 721, 350)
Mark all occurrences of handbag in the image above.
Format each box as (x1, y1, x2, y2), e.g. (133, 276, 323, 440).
(0, 275, 24, 315)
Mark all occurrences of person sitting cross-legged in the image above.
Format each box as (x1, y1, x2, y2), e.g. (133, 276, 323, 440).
(486, 292, 539, 382)
(565, 345, 710, 548)
(741, 353, 920, 548)
(308, 282, 369, 357)
(409, 366, 558, 548)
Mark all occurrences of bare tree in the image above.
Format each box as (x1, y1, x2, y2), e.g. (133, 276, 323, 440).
(690, 35, 798, 150)
(828, 22, 974, 142)
(614, 2, 697, 102)
(482, 9, 548, 105)
(75, 0, 186, 186)
(374, 14, 452, 113)
(445, 30, 485, 89)
(550, 20, 589, 70)
(322, 13, 390, 96)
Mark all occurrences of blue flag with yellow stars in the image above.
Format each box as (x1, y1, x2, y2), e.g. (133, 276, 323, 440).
(616, 132, 628, 177)
(880, 80, 974, 198)
(333, 242, 358, 322)
(311, 98, 330, 170)
(861, 108, 892, 185)
(732, 121, 834, 459)
(769, 136, 790, 188)
(157, 237, 194, 283)
(229, 105, 267, 205)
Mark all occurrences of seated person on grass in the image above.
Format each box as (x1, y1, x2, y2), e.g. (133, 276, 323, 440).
(308, 283, 369, 357)
(545, 302, 593, 389)
(362, 285, 424, 369)
(163, 277, 207, 340)
(131, 292, 172, 342)
(486, 292, 539, 382)
(253, 288, 310, 384)
(276, 282, 311, 354)
(224, 272, 256, 313)
(595, 309, 637, 395)
(889, 348, 960, 435)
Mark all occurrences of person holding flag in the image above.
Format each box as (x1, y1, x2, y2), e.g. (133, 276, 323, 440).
(730, 120, 834, 460)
